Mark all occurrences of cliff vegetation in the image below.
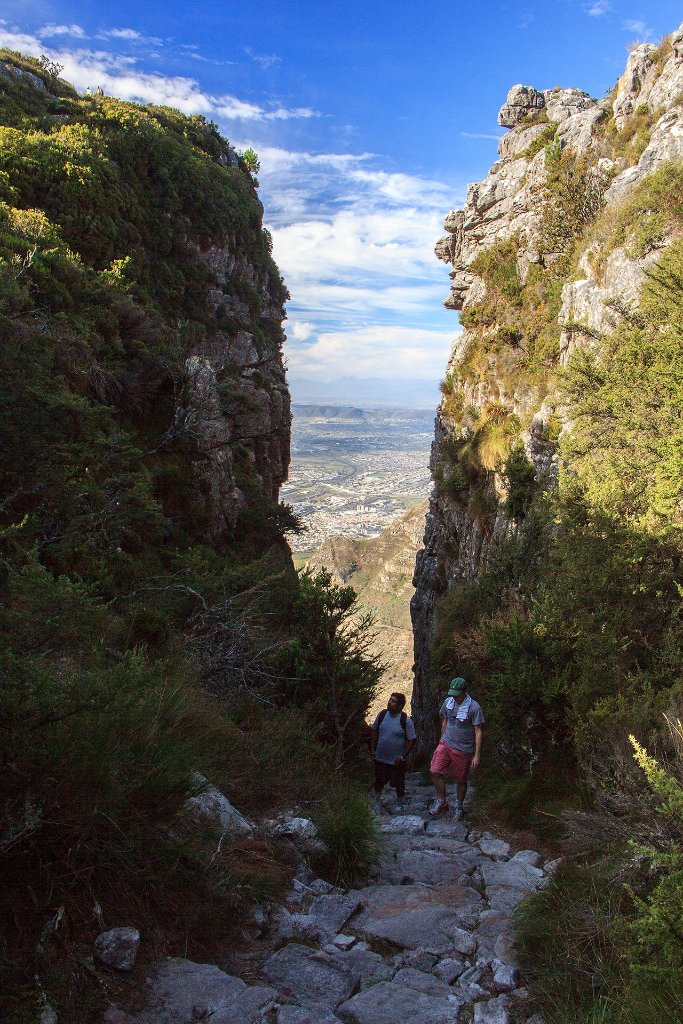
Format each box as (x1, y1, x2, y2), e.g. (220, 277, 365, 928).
(414, 26, 683, 1023)
(0, 53, 380, 1022)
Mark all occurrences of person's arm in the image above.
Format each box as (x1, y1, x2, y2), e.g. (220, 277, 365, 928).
(440, 717, 447, 738)
(370, 727, 379, 757)
(471, 725, 483, 770)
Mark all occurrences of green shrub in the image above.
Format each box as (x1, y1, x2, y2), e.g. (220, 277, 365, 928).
(312, 784, 381, 887)
(503, 442, 537, 519)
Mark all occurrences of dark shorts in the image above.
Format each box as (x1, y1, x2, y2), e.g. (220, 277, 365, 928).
(430, 742, 473, 784)
(374, 759, 407, 797)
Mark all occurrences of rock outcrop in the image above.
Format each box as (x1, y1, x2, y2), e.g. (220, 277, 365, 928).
(411, 23, 683, 754)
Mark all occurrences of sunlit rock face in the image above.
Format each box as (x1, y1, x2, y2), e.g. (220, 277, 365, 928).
(411, 23, 683, 756)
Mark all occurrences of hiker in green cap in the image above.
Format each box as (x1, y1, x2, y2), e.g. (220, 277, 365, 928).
(429, 677, 484, 819)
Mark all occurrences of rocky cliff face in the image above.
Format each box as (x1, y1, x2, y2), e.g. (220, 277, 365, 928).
(184, 239, 290, 548)
(411, 24, 683, 755)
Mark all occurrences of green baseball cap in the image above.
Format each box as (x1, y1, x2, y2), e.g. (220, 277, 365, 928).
(447, 677, 467, 695)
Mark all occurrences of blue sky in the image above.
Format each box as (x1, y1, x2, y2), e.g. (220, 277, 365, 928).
(1, 1, 681, 397)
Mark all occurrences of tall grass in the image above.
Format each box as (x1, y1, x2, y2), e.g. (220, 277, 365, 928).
(312, 784, 381, 887)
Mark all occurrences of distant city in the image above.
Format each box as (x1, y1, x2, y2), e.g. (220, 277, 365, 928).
(282, 405, 435, 552)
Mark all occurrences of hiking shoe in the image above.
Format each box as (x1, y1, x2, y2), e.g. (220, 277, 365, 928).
(429, 799, 449, 816)
(454, 804, 465, 821)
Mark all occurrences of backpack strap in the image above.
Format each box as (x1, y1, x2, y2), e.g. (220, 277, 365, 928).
(376, 709, 387, 728)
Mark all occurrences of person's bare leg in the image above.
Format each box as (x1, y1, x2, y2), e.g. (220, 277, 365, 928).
(456, 780, 467, 805)
(431, 772, 447, 805)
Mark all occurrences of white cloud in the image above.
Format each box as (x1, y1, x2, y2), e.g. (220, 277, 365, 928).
(0, 25, 315, 121)
(39, 24, 87, 39)
(245, 47, 280, 70)
(461, 131, 505, 141)
(584, 0, 610, 16)
(102, 28, 142, 40)
(287, 325, 455, 380)
(290, 321, 316, 340)
(623, 19, 654, 41)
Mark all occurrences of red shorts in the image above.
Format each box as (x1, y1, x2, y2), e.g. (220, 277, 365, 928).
(430, 742, 473, 783)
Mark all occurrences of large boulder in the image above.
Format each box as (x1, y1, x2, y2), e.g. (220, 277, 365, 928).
(498, 85, 545, 128)
(337, 980, 463, 1024)
(116, 959, 278, 1024)
(260, 944, 359, 1008)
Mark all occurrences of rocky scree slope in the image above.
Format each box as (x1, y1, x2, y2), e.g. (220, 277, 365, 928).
(411, 24, 683, 757)
(101, 776, 554, 1024)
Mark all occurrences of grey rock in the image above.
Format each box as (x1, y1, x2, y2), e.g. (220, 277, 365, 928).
(556, 107, 605, 151)
(481, 859, 544, 892)
(543, 87, 596, 124)
(510, 850, 543, 868)
(543, 857, 563, 875)
(464, 982, 489, 1000)
(498, 84, 545, 128)
(39, 1004, 59, 1024)
(474, 997, 511, 1024)
(378, 815, 426, 836)
(101, 1011, 135, 1024)
(125, 959, 273, 1024)
(425, 820, 469, 841)
(478, 834, 511, 860)
(333, 934, 357, 951)
(275, 816, 328, 855)
(337, 980, 462, 1024)
(309, 878, 335, 895)
(613, 43, 657, 130)
(392, 968, 451, 997)
(402, 949, 439, 972)
(260, 944, 358, 1008)
(433, 957, 466, 984)
(494, 932, 518, 969)
(512, 987, 530, 1000)
(94, 928, 140, 972)
(527, 1016, 546, 1024)
(275, 894, 362, 943)
(210, 986, 279, 1024)
(185, 776, 252, 839)
(353, 883, 482, 952)
(378, 846, 474, 886)
(486, 887, 533, 913)
(435, 235, 455, 263)
(276, 1007, 342, 1024)
(493, 965, 520, 992)
(309, 893, 363, 933)
(0, 62, 47, 91)
(333, 947, 393, 988)
(498, 123, 549, 161)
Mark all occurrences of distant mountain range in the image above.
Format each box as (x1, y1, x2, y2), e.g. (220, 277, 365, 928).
(288, 375, 441, 409)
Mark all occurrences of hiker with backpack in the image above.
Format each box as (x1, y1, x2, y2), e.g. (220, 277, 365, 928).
(370, 692, 416, 814)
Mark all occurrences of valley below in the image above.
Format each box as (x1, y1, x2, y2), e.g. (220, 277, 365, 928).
(282, 405, 434, 556)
